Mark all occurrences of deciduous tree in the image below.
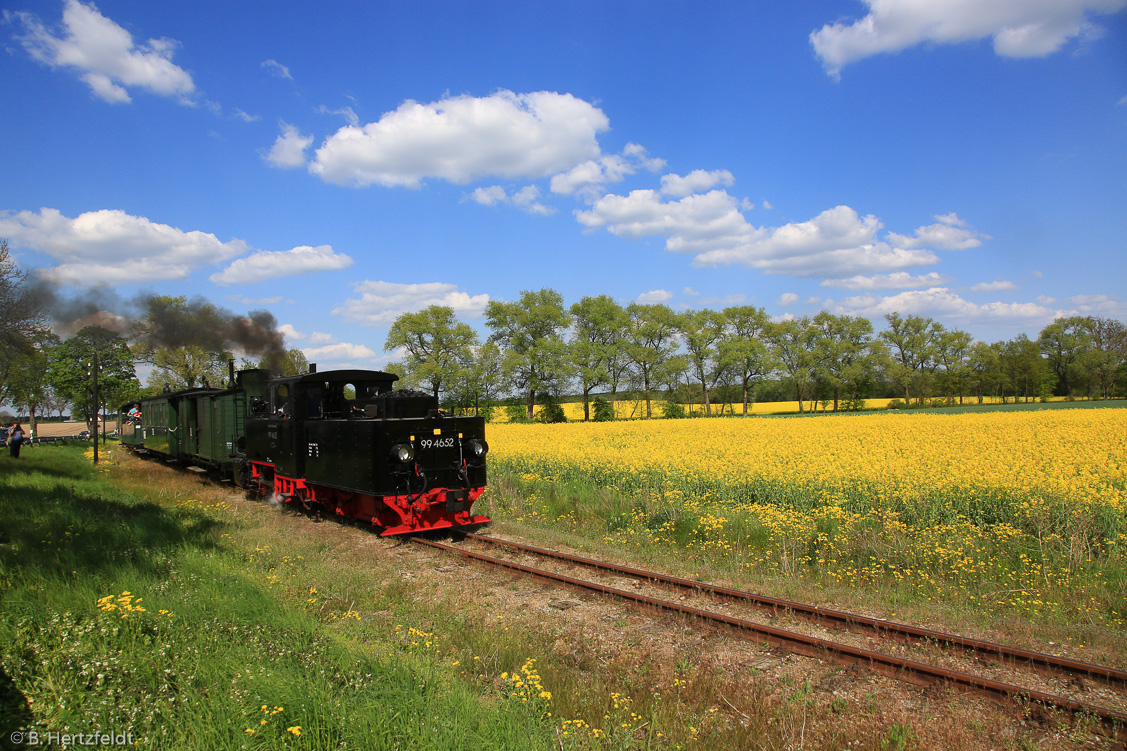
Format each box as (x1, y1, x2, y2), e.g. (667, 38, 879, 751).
(486, 289, 571, 420)
(385, 306, 478, 401)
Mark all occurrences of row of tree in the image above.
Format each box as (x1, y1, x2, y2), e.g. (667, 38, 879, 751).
(3, 237, 1124, 427)
(385, 289, 1127, 420)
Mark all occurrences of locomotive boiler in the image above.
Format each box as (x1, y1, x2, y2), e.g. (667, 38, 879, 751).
(120, 365, 490, 536)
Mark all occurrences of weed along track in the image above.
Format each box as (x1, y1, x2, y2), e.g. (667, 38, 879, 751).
(412, 532, 1127, 744)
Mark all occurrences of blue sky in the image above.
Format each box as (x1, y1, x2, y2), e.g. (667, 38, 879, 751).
(2, 0, 1125, 372)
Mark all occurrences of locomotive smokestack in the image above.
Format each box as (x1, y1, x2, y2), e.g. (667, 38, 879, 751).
(228, 359, 236, 388)
(309, 363, 317, 374)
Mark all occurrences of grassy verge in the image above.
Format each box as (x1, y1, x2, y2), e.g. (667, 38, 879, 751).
(0, 446, 568, 750)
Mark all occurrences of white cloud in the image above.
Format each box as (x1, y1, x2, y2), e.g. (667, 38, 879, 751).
(511, 185, 554, 216)
(0, 207, 246, 285)
(310, 90, 609, 188)
(779, 293, 800, 306)
(1061, 293, 1127, 316)
(468, 186, 508, 207)
(971, 280, 1018, 292)
(886, 212, 988, 250)
(466, 185, 554, 215)
(636, 289, 673, 304)
(550, 144, 665, 199)
(8, 0, 195, 104)
(822, 271, 954, 290)
(316, 105, 359, 127)
(301, 341, 378, 365)
(333, 281, 490, 325)
(264, 122, 313, 168)
(827, 287, 1056, 325)
(278, 323, 305, 341)
(261, 59, 293, 80)
(578, 195, 950, 278)
(234, 109, 260, 123)
(660, 169, 735, 198)
(682, 287, 700, 296)
(761, 200, 774, 210)
(210, 245, 353, 285)
(811, 0, 1127, 78)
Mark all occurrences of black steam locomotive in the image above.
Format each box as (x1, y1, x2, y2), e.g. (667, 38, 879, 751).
(120, 365, 489, 535)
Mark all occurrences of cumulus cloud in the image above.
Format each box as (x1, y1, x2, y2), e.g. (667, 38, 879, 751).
(7, 0, 195, 104)
(1061, 293, 1127, 316)
(660, 169, 735, 198)
(310, 90, 609, 188)
(261, 59, 292, 80)
(278, 323, 305, 341)
(811, 0, 1127, 78)
(210, 245, 353, 285)
(264, 122, 313, 168)
(822, 271, 954, 290)
(549, 143, 665, 199)
(577, 194, 968, 279)
(827, 287, 1055, 324)
(467, 185, 554, 215)
(636, 289, 673, 304)
(333, 281, 490, 325)
(886, 213, 988, 250)
(778, 293, 801, 306)
(301, 341, 378, 364)
(0, 207, 246, 285)
(971, 280, 1018, 292)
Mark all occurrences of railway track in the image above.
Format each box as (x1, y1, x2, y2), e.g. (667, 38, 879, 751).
(411, 532, 1127, 744)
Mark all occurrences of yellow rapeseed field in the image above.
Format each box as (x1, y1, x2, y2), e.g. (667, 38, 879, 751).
(486, 407, 1127, 624)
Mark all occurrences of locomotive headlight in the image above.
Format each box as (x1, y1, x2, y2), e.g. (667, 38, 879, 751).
(390, 444, 414, 463)
(468, 439, 489, 458)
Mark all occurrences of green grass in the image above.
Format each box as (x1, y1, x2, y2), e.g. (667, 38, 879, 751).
(0, 447, 558, 750)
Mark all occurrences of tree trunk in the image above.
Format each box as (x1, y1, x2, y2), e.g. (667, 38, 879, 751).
(742, 381, 750, 416)
(526, 388, 535, 421)
(582, 385, 591, 421)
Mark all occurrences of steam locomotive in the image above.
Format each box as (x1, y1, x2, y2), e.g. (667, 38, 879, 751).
(120, 364, 489, 535)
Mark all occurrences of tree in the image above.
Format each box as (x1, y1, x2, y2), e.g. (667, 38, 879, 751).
(968, 341, 1002, 404)
(623, 303, 680, 419)
(720, 305, 772, 416)
(486, 289, 572, 420)
(445, 341, 506, 418)
(677, 308, 728, 416)
(933, 327, 974, 405)
(998, 334, 1053, 402)
(0, 238, 49, 404)
(808, 312, 875, 411)
(48, 326, 139, 427)
(766, 317, 817, 412)
(1082, 317, 1127, 399)
(6, 330, 60, 436)
(569, 295, 628, 421)
(1038, 316, 1092, 398)
(385, 306, 478, 401)
(879, 313, 943, 404)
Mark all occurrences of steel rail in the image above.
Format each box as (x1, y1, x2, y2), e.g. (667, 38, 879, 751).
(461, 531, 1127, 690)
(412, 535, 1127, 744)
